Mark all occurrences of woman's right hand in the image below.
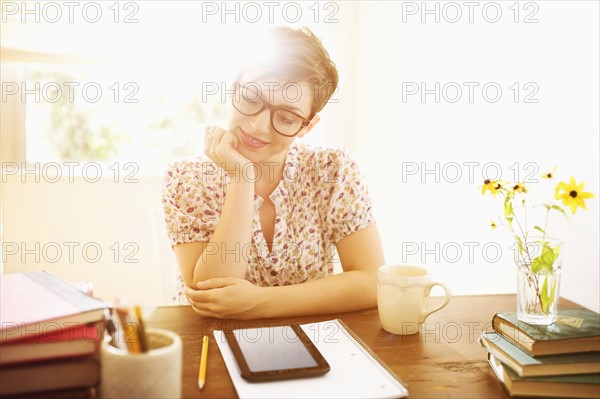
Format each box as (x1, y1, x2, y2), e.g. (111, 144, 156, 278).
(204, 125, 253, 181)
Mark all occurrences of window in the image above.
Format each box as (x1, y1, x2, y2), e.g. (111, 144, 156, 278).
(21, 62, 225, 168)
(1, 1, 328, 174)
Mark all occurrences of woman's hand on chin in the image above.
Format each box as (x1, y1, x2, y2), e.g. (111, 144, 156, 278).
(204, 125, 254, 181)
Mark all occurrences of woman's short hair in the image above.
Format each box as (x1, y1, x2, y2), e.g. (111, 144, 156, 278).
(236, 26, 339, 118)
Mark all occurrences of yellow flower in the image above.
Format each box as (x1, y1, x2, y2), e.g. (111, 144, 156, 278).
(555, 176, 595, 214)
(541, 166, 556, 179)
(481, 179, 503, 196)
(512, 183, 527, 193)
(490, 221, 497, 230)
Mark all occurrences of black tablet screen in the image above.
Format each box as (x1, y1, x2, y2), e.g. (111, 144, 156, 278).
(232, 326, 318, 372)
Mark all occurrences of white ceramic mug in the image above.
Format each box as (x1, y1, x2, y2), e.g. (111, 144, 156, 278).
(100, 328, 182, 398)
(377, 265, 451, 335)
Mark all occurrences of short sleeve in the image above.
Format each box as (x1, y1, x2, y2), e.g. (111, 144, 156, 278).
(321, 148, 375, 243)
(162, 159, 221, 246)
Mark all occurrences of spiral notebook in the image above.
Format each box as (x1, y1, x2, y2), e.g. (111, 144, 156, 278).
(213, 319, 408, 399)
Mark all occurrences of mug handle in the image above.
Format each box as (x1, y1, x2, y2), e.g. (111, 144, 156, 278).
(419, 282, 451, 323)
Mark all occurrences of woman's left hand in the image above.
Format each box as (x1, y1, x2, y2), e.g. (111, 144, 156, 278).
(184, 278, 267, 319)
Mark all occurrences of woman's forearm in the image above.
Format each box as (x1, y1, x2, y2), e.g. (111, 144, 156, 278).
(193, 179, 254, 283)
(259, 270, 378, 318)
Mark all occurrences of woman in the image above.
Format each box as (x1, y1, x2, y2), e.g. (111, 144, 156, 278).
(162, 26, 384, 319)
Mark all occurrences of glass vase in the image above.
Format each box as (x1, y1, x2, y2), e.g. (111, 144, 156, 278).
(515, 238, 563, 325)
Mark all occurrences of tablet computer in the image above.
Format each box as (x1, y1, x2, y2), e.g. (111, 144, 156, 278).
(224, 324, 330, 382)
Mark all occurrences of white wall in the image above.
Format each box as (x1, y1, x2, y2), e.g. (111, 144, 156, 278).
(345, 2, 599, 311)
(1, 174, 169, 305)
(2, 1, 598, 311)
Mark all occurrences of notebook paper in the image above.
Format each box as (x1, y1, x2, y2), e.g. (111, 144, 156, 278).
(213, 319, 408, 399)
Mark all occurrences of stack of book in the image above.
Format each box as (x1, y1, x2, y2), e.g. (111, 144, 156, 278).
(480, 308, 600, 398)
(0, 271, 107, 398)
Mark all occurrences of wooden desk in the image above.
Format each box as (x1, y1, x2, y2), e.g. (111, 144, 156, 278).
(146, 294, 580, 398)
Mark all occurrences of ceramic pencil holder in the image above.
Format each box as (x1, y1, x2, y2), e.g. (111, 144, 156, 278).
(100, 328, 182, 399)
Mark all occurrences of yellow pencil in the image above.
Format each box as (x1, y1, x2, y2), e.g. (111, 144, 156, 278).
(198, 335, 209, 390)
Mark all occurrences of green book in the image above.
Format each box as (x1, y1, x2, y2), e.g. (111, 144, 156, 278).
(492, 308, 600, 356)
(481, 332, 600, 377)
(488, 353, 600, 398)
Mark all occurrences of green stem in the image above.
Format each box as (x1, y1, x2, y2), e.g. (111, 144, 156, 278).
(508, 195, 544, 312)
(541, 186, 556, 243)
(510, 201, 534, 265)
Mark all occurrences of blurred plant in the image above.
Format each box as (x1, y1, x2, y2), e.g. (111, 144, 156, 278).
(31, 70, 125, 160)
(26, 66, 226, 163)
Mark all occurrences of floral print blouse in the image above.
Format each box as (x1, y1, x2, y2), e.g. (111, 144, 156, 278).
(162, 141, 374, 304)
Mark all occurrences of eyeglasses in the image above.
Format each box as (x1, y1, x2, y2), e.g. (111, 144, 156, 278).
(231, 84, 311, 137)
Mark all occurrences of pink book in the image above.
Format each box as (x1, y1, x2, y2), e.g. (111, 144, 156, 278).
(0, 271, 106, 344)
(0, 321, 104, 365)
